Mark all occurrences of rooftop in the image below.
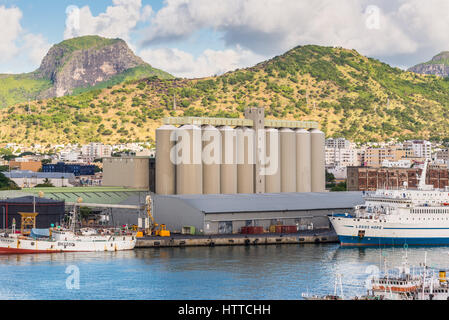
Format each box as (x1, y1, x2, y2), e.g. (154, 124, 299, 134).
(6, 187, 148, 205)
(3, 171, 75, 179)
(157, 192, 364, 214)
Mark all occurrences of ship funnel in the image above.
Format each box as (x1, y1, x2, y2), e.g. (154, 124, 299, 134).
(439, 271, 447, 284)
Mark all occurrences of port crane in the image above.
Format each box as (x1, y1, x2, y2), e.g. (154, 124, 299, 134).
(144, 195, 170, 237)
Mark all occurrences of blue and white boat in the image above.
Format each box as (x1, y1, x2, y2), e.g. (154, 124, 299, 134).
(330, 160, 449, 246)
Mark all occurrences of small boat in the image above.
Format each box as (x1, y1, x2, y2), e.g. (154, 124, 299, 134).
(0, 204, 136, 254)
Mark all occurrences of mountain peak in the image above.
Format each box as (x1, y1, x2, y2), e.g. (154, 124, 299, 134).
(408, 51, 449, 78)
(35, 35, 154, 97)
(55, 35, 124, 52)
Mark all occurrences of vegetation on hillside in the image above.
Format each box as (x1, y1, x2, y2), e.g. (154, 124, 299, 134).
(3, 45, 449, 144)
(0, 74, 52, 107)
(0, 172, 20, 190)
(55, 35, 122, 53)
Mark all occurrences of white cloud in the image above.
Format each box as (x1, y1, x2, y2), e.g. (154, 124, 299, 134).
(64, 0, 152, 42)
(0, 5, 50, 72)
(142, 0, 449, 62)
(139, 46, 264, 78)
(0, 6, 22, 62)
(23, 34, 52, 66)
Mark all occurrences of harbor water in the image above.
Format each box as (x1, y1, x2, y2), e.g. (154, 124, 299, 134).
(1, 244, 449, 300)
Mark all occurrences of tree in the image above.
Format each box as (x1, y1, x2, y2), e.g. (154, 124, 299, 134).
(35, 178, 55, 188)
(331, 181, 347, 192)
(0, 172, 20, 190)
(41, 159, 52, 165)
(326, 170, 336, 189)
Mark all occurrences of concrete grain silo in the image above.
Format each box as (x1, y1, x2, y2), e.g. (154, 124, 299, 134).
(280, 128, 297, 192)
(236, 126, 255, 194)
(202, 125, 221, 194)
(310, 128, 325, 192)
(219, 126, 238, 194)
(155, 125, 176, 195)
(175, 124, 203, 194)
(296, 129, 312, 192)
(264, 128, 281, 193)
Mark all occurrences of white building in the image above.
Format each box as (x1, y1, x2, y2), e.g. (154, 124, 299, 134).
(81, 143, 112, 162)
(403, 140, 432, 159)
(58, 151, 80, 162)
(325, 138, 352, 149)
(325, 147, 359, 167)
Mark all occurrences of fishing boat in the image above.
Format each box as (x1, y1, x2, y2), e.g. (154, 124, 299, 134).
(330, 159, 449, 246)
(0, 204, 136, 254)
(363, 252, 449, 300)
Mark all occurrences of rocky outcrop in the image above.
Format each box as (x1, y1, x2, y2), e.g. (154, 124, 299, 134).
(34, 36, 163, 98)
(408, 52, 449, 78)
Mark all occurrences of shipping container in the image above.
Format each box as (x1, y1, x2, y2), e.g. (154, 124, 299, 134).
(245, 226, 264, 234)
(282, 226, 298, 234)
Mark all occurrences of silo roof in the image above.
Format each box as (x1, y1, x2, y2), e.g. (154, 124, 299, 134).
(160, 192, 364, 214)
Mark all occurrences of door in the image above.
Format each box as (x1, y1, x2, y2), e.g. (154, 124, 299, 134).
(218, 221, 233, 234)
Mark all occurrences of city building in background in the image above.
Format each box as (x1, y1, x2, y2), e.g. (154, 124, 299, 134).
(81, 143, 113, 162)
(42, 162, 96, 177)
(347, 165, 449, 191)
(403, 140, 432, 159)
(363, 146, 413, 167)
(9, 158, 42, 172)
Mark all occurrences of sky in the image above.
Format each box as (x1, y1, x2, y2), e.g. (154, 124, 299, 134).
(1, 0, 449, 78)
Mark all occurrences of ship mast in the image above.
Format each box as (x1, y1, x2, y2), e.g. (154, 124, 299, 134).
(418, 159, 430, 190)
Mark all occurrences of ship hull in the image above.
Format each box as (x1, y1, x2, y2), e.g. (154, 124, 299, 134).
(330, 216, 449, 247)
(338, 235, 449, 247)
(0, 236, 136, 254)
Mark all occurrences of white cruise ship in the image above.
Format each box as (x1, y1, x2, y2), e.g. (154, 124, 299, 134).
(330, 160, 449, 246)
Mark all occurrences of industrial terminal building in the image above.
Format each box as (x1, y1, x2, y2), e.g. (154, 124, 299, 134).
(99, 107, 332, 234)
(153, 192, 363, 235)
(155, 107, 325, 195)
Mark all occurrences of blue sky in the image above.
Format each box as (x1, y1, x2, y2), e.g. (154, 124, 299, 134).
(0, 0, 448, 77)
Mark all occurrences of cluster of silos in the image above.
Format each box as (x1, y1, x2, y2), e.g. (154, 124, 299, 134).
(155, 124, 255, 195)
(261, 128, 324, 193)
(155, 124, 325, 195)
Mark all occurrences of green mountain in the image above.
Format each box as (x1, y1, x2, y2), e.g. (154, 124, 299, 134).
(408, 51, 449, 78)
(0, 35, 173, 108)
(3, 44, 449, 145)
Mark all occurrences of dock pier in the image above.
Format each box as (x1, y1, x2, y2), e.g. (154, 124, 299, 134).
(136, 229, 338, 248)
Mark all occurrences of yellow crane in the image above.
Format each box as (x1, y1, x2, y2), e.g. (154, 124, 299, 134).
(145, 195, 170, 237)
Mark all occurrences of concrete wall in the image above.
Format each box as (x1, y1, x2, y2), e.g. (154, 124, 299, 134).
(102, 157, 150, 189)
(153, 194, 205, 233)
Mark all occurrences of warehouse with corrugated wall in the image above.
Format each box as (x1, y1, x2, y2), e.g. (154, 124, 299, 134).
(153, 192, 364, 235)
(0, 196, 65, 229)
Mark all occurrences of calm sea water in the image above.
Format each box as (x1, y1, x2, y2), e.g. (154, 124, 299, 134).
(1, 244, 449, 300)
